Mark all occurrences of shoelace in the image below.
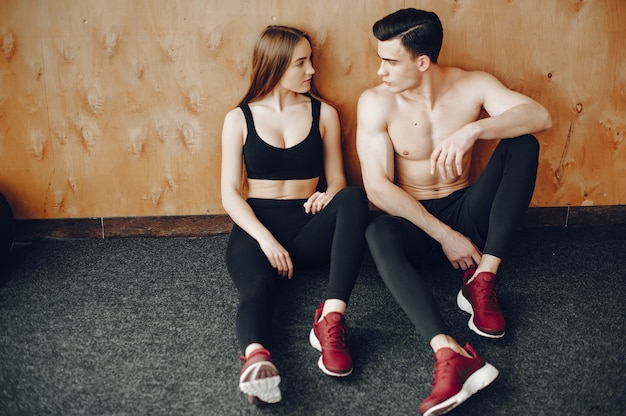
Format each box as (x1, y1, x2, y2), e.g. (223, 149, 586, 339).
(432, 358, 456, 388)
(474, 279, 501, 312)
(323, 319, 347, 348)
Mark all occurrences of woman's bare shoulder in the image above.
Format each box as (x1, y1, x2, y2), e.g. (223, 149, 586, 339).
(224, 106, 245, 125)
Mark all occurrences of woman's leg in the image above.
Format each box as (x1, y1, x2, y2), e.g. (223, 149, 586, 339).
(226, 224, 279, 353)
(226, 223, 283, 403)
(290, 186, 369, 303)
(290, 187, 369, 376)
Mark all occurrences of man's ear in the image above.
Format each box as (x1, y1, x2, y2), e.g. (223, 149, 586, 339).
(417, 55, 431, 72)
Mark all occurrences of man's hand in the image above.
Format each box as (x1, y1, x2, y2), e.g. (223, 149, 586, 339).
(430, 125, 476, 179)
(439, 229, 482, 270)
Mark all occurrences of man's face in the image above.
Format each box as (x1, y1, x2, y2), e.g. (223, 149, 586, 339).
(376, 38, 422, 94)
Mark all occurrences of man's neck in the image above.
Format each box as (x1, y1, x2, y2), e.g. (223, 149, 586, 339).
(402, 64, 445, 109)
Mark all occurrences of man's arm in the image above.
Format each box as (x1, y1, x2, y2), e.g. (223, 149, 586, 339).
(356, 89, 481, 270)
(430, 71, 552, 179)
(473, 71, 552, 139)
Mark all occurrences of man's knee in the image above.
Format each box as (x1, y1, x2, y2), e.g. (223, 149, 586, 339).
(509, 134, 539, 158)
(497, 134, 539, 172)
(365, 214, 397, 245)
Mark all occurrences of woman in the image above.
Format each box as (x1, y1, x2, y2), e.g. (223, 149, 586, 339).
(220, 25, 369, 405)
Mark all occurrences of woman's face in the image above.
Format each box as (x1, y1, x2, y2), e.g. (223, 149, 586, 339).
(279, 37, 315, 93)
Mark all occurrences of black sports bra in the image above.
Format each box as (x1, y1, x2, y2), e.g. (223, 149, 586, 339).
(240, 98, 324, 180)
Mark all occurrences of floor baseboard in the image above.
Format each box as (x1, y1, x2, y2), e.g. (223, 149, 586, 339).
(11, 205, 626, 241)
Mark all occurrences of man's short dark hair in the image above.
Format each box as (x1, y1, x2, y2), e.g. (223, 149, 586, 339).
(373, 8, 443, 63)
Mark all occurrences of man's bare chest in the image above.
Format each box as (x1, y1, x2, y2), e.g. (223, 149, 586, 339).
(387, 102, 481, 160)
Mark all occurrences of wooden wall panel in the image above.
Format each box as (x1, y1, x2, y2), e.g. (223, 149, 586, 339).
(407, 0, 626, 207)
(0, 0, 624, 220)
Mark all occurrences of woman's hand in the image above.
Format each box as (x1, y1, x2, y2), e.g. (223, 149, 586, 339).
(303, 191, 332, 214)
(259, 238, 294, 279)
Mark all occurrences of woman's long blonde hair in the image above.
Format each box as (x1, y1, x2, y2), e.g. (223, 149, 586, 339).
(238, 25, 320, 106)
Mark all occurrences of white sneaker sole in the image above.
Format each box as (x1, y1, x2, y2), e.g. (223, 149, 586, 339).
(457, 290, 505, 339)
(309, 328, 353, 377)
(423, 362, 499, 416)
(239, 361, 282, 404)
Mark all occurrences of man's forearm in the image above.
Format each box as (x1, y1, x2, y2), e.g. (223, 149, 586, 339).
(366, 182, 452, 242)
(473, 103, 552, 140)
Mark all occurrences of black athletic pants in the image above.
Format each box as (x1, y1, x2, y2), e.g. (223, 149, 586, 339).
(365, 135, 539, 341)
(226, 187, 369, 352)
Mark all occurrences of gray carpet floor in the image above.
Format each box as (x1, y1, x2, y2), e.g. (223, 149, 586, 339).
(0, 224, 625, 416)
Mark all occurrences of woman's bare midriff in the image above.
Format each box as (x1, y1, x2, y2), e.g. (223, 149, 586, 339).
(246, 177, 319, 200)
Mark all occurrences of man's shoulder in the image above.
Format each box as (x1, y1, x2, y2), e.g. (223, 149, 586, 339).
(359, 84, 395, 107)
(444, 66, 499, 87)
(437, 66, 506, 105)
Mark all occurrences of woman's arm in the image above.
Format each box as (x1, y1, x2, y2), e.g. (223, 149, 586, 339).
(221, 108, 294, 278)
(303, 101, 346, 214)
(320, 101, 347, 197)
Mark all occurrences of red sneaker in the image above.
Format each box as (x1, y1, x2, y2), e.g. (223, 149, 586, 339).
(457, 268, 506, 338)
(309, 302, 353, 377)
(419, 343, 498, 416)
(238, 348, 281, 404)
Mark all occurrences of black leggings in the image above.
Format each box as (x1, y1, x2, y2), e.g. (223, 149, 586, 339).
(366, 135, 539, 341)
(226, 187, 369, 352)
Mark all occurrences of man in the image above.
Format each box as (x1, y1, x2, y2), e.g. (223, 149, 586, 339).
(356, 8, 552, 416)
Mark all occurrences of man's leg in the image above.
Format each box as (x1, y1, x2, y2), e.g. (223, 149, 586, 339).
(366, 215, 498, 416)
(365, 215, 449, 341)
(457, 134, 540, 337)
(466, 134, 540, 262)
